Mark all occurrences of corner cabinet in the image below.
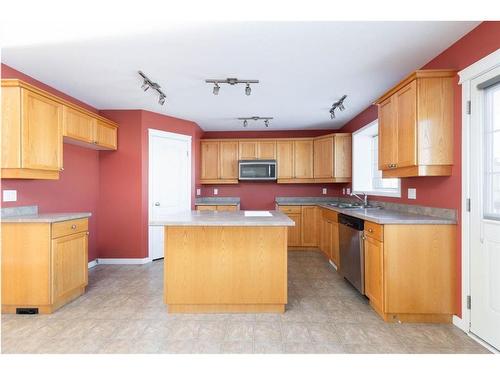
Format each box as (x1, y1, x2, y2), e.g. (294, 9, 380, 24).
(374, 69, 456, 178)
(1, 218, 89, 314)
(1, 79, 118, 180)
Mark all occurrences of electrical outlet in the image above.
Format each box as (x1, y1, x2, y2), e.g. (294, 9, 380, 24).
(213, 188, 218, 195)
(196, 188, 201, 196)
(346, 188, 351, 195)
(2, 190, 17, 202)
(322, 188, 327, 195)
(408, 188, 417, 200)
(342, 188, 346, 195)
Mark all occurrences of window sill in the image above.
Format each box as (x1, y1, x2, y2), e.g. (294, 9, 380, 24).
(353, 190, 401, 198)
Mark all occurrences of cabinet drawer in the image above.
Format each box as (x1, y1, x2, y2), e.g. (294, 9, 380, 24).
(278, 205, 301, 214)
(321, 208, 338, 223)
(364, 221, 383, 241)
(196, 205, 217, 211)
(52, 218, 88, 239)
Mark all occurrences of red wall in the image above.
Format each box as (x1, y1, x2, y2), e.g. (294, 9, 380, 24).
(200, 129, 345, 209)
(96, 110, 203, 259)
(1, 64, 101, 261)
(338, 21, 500, 316)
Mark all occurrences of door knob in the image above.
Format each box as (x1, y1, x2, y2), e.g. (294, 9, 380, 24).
(154, 202, 160, 206)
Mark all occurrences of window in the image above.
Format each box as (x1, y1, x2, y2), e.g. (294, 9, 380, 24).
(483, 81, 500, 220)
(352, 120, 401, 197)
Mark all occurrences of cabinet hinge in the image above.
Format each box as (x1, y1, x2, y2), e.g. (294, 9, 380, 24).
(466, 198, 471, 212)
(467, 295, 471, 310)
(466, 100, 471, 115)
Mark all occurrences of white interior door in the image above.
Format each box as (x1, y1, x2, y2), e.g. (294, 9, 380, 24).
(470, 66, 500, 351)
(148, 129, 191, 260)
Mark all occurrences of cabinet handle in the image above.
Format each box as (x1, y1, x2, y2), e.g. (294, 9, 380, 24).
(71, 224, 77, 230)
(60, 167, 64, 171)
(368, 228, 373, 233)
(86, 232, 89, 236)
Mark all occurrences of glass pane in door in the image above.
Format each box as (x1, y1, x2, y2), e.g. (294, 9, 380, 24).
(484, 82, 500, 220)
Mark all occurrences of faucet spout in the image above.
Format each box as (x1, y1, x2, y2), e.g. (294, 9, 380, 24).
(350, 192, 368, 207)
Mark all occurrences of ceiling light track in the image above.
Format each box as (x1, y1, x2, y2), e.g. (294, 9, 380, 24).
(329, 94, 347, 119)
(237, 116, 273, 128)
(138, 70, 167, 106)
(206, 78, 259, 96)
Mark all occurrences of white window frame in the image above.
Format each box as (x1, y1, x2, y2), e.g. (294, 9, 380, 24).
(352, 120, 401, 198)
(457, 48, 500, 354)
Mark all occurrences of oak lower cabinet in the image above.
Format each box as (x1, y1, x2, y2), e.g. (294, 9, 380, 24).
(278, 205, 323, 249)
(200, 140, 239, 184)
(196, 205, 239, 211)
(277, 206, 302, 247)
(1, 218, 89, 314)
(313, 134, 352, 183)
(301, 206, 318, 247)
(363, 221, 457, 323)
(374, 69, 455, 178)
(319, 208, 340, 266)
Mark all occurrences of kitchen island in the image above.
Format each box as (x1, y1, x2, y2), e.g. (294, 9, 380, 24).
(151, 210, 294, 313)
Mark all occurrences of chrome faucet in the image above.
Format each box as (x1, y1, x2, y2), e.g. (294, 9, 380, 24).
(350, 192, 368, 208)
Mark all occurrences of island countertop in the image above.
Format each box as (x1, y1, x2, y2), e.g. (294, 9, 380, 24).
(150, 210, 295, 226)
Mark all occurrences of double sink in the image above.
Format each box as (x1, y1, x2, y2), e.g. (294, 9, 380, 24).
(326, 202, 382, 210)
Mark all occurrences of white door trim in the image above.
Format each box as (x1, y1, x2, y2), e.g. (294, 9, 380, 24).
(147, 128, 192, 260)
(457, 48, 500, 352)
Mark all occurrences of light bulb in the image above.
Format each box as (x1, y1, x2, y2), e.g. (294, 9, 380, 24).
(245, 83, 251, 96)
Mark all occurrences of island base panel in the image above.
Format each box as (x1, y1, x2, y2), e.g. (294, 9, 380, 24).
(168, 304, 285, 313)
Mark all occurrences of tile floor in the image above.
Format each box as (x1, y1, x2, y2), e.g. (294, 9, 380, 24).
(1, 251, 490, 354)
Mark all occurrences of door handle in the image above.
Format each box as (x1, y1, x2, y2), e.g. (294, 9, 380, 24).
(154, 202, 160, 207)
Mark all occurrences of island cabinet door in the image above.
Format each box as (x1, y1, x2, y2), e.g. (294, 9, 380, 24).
(364, 235, 384, 314)
(51, 232, 88, 305)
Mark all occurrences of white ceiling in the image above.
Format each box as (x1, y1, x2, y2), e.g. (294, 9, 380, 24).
(2, 21, 480, 131)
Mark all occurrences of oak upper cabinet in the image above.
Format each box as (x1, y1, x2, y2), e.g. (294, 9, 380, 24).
(375, 69, 455, 177)
(277, 140, 294, 179)
(94, 120, 118, 150)
(2, 79, 118, 180)
(238, 140, 277, 160)
(219, 141, 239, 180)
(200, 140, 238, 184)
(2, 81, 63, 179)
(63, 107, 118, 150)
(313, 134, 352, 183)
(294, 140, 314, 179)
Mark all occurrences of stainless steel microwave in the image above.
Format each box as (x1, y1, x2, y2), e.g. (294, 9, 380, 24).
(238, 160, 277, 180)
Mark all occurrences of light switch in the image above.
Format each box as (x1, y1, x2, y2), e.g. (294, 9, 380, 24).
(408, 188, 417, 200)
(346, 188, 351, 195)
(196, 188, 201, 196)
(213, 188, 218, 195)
(342, 188, 346, 195)
(3, 190, 17, 202)
(322, 188, 327, 195)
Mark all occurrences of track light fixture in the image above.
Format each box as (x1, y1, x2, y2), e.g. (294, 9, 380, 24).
(205, 78, 259, 96)
(237, 116, 273, 128)
(138, 70, 167, 107)
(329, 95, 347, 119)
(213, 82, 220, 95)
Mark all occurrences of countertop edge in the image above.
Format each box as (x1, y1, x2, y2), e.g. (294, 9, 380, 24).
(1, 212, 92, 223)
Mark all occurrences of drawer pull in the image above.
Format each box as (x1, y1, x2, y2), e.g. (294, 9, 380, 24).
(71, 224, 77, 230)
(368, 228, 373, 232)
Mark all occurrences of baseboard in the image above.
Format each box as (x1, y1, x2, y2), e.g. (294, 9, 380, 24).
(88, 259, 98, 269)
(96, 257, 152, 265)
(452, 314, 468, 332)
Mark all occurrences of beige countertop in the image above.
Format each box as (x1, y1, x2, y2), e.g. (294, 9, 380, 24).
(1, 212, 92, 223)
(150, 210, 294, 226)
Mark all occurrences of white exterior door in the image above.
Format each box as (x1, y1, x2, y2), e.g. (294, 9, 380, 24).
(469, 66, 500, 351)
(148, 129, 191, 260)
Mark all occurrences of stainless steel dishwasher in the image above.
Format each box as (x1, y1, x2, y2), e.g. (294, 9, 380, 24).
(338, 213, 365, 295)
